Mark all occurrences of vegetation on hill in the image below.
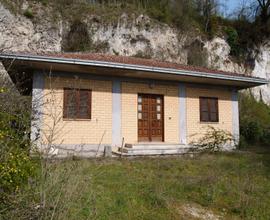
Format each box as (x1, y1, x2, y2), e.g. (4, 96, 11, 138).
(239, 93, 270, 147)
(1, 0, 270, 60)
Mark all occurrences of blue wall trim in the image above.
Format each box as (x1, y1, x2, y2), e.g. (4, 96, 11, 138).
(112, 80, 122, 146)
(179, 83, 187, 144)
(30, 71, 45, 145)
(232, 90, 240, 144)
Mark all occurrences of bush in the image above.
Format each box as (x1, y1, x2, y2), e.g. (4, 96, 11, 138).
(240, 119, 262, 144)
(0, 149, 35, 193)
(239, 93, 270, 147)
(187, 40, 208, 67)
(63, 19, 92, 52)
(23, 8, 34, 19)
(190, 126, 235, 152)
(225, 26, 240, 56)
(0, 86, 35, 195)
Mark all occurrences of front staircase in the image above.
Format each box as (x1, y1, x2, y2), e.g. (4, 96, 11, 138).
(112, 143, 193, 156)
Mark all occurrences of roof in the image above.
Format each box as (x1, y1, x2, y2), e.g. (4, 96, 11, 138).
(47, 53, 245, 78)
(0, 52, 268, 90)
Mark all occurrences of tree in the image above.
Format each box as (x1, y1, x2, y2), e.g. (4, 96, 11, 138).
(256, 0, 270, 23)
(234, 0, 255, 21)
(195, 0, 220, 33)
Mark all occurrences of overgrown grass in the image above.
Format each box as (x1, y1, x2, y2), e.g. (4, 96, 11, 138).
(2, 151, 270, 219)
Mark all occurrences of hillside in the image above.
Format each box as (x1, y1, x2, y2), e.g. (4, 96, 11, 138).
(0, 0, 269, 103)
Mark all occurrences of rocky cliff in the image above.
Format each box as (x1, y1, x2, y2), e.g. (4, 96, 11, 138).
(0, 1, 269, 103)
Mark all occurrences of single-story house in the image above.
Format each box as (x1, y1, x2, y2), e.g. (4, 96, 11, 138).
(0, 53, 268, 157)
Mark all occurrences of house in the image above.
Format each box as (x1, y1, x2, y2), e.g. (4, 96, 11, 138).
(0, 53, 268, 157)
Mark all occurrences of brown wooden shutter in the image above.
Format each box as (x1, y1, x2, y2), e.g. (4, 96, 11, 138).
(209, 98, 218, 122)
(63, 88, 68, 118)
(200, 97, 219, 122)
(88, 90, 92, 119)
(78, 89, 91, 119)
(69, 89, 78, 119)
(63, 88, 77, 119)
(200, 97, 209, 122)
(63, 88, 91, 119)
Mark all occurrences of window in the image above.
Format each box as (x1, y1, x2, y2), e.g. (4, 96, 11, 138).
(199, 97, 219, 122)
(63, 88, 91, 119)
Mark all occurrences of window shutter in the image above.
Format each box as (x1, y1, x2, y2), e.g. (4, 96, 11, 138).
(78, 90, 91, 119)
(68, 89, 77, 119)
(209, 98, 218, 122)
(63, 88, 77, 119)
(200, 97, 209, 122)
(200, 97, 219, 122)
(63, 88, 91, 119)
(63, 89, 68, 118)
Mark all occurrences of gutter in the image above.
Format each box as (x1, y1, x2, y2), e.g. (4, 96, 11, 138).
(0, 53, 268, 85)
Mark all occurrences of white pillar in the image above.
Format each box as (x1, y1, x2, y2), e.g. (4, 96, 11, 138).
(232, 89, 240, 145)
(179, 83, 187, 144)
(30, 71, 45, 144)
(112, 79, 122, 146)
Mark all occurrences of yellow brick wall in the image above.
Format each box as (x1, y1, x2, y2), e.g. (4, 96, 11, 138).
(186, 86, 233, 144)
(41, 77, 112, 145)
(121, 82, 179, 144)
(40, 77, 233, 146)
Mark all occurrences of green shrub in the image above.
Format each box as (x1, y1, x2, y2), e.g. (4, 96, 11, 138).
(23, 8, 34, 19)
(0, 86, 35, 195)
(38, 0, 48, 6)
(63, 19, 92, 52)
(239, 93, 270, 147)
(0, 149, 35, 193)
(225, 26, 240, 56)
(240, 119, 262, 144)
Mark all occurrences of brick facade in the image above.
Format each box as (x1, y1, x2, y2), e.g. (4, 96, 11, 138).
(41, 77, 234, 147)
(42, 77, 112, 145)
(121, 82, 179, 144)
(186, 86, 233, 143)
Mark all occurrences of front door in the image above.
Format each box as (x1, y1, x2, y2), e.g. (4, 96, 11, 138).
(138, 94, 164, 142)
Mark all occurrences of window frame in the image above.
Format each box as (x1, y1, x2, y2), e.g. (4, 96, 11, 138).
(199, 97, 219, 123)
(63, 88, 92, 120)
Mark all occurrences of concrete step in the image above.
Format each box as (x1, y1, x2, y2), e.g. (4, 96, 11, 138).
(124, 143, 133, 148)
(114, 146, 194, 156)
(124, 143, 188, 150)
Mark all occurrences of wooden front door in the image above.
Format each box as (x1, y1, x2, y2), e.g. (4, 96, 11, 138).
(138, 94, 164, 142)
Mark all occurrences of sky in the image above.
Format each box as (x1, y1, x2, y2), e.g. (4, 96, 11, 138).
(226, 0, 240, 13)
(218, 0, 241, 16)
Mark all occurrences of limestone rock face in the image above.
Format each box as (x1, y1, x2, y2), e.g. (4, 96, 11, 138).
(251, 43, 270, 103)
(0, 1, 269, 103)
(204, 37, 246, 74)
(0, 4, 62, 53)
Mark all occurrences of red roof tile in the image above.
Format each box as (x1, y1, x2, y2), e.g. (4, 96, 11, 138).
(40, 52, 249, 78)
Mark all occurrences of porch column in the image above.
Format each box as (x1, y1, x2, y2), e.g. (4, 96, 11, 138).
(179, 83, 187, 144)
(232, 89, 240, 145)
(112, 79, 122, 146)
(30, 71, 45, 145)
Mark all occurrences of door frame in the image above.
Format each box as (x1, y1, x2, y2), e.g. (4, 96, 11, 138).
(137, 93, 165, 142)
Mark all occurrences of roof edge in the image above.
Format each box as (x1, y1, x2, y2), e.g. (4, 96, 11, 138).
(0, 53, 268, 85)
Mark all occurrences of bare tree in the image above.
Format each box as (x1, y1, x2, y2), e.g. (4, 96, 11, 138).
(234, 0, 255, 20)
(195, 0, 220, 33)
(255, 0, 270, 22)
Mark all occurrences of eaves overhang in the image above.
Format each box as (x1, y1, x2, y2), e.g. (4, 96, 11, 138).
(0, 53, 268, 89)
